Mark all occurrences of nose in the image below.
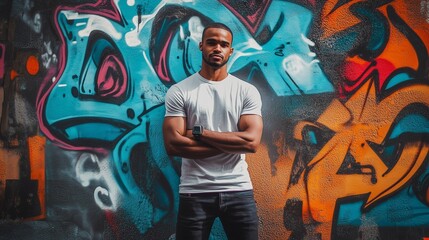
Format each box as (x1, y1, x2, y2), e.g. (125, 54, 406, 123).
(213, 44, 222, 52)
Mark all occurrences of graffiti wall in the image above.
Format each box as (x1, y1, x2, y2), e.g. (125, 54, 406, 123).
(0, 0, 428, 239)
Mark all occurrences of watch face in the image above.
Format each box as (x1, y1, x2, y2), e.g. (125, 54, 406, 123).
(193, 125, 202, 135)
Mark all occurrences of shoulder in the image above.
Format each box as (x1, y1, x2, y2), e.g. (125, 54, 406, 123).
(169, 73, 199, 90)
(228, 74, 252, 86)
(228, 74, 260, 93)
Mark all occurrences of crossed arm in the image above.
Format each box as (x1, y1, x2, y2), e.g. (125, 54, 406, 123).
(162, 114, 263, 159)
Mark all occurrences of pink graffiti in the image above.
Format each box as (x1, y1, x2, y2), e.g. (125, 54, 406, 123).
(220, 0, 272, 35)
(35, 0, 122, 154)
(220, 0, 316, 35)
(97, 54, 128, 98)
(65, 0, 122, 23)
(155, 32, 175, 84)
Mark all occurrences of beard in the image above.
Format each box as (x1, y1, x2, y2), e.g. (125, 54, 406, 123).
(202, 54, 229, 69)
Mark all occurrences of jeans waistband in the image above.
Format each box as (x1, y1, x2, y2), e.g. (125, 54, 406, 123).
(179, 190, 253, 197)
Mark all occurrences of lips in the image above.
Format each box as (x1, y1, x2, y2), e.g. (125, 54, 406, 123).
(210, 54, 223, 60)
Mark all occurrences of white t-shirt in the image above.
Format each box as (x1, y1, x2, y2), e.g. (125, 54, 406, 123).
(164, 72, 262, 193)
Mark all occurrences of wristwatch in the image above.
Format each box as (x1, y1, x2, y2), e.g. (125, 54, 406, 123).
(192, 125, 204, 140)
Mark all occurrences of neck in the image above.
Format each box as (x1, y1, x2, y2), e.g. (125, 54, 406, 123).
(199, 65, 228, 81)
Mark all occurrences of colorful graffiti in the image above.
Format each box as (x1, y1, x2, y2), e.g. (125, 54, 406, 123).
(283, 0, 429, 239)
(0, 0, 428, 239)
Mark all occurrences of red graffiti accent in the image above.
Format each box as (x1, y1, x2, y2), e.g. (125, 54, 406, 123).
(220, 0, 272, 35)
(26, 55, 40, 76)
(307, 0, 316, 6)
(341, 58, 395, 93)
(105, 211, 120, 239)
(10, 69, 18, 80)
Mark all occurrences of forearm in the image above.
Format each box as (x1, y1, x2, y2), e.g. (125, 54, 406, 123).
(165, 132, 222, 158)
(197, 114, 263, 154)
(199, 129, 259, 154)
(163, 115, 262, 158)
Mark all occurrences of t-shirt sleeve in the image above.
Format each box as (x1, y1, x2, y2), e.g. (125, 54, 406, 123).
(242, 84, 262, 116)
(164, 85, 186, 117)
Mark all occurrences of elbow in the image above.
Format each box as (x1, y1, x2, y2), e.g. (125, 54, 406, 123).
(164, 142, 178, 156)
(165, 148, 175, 156)
(248, 146, 257, 154)
(246, 142, 259, 153)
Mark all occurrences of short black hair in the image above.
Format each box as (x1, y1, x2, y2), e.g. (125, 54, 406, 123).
(202, 22, 233, 43)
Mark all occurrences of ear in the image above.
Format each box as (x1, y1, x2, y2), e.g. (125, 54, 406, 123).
(199, 42, 202, 51)
(94, 186, 115, 211)
(75, 153, 100, 187)
(75, 153, 115, 211)
(230, 47, 234, 55)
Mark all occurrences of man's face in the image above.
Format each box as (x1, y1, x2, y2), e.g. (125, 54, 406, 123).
(199, 27, 233, 69)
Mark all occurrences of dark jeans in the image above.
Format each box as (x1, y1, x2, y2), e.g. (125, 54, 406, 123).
(175, 190, 259, 240)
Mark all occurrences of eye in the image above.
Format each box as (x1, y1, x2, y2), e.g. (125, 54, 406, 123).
(96, 52, 127, 102)
(206, 40, 217, 46)
(80, 31, 128, 104)
(221, 43, 230, 48)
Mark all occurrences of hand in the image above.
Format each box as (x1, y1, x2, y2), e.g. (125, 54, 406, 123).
(185, 129, 193, 138)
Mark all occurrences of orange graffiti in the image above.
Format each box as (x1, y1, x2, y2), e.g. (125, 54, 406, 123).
(27, 135, 46, 220)
(26, 55, 39, 76)
(320, 0, 429, 94)
(288, 78, 429, 238)
(248, 144, 292, 240)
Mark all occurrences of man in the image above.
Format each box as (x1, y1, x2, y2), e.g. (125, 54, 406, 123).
(162, 22, 263, 240)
